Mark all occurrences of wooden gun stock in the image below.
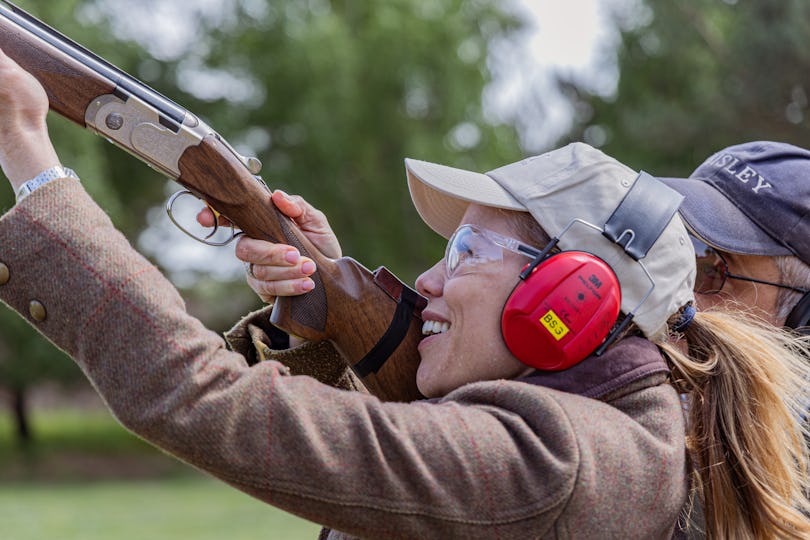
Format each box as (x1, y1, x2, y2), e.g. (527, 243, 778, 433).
(0, 1, 425, 402)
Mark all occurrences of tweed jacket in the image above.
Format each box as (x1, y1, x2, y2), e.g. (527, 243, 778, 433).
(0, 180, 688, 539)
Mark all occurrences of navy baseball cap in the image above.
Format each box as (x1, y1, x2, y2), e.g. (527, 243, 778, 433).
(659, 141, 810, 265)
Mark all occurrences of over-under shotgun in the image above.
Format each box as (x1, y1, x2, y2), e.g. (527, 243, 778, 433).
(0, 0, 425, 401)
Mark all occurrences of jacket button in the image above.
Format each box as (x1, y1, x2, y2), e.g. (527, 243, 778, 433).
(0, 263, 9, 285)
(29, 300, 47, 322)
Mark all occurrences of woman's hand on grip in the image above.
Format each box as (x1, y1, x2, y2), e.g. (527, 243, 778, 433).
(197, 190, 341, 303)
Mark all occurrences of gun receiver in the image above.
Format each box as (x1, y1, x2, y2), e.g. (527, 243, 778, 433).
(0, 1, 424, 401)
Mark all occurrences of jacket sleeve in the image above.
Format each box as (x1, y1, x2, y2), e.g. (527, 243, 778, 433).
(0, 179, 685, 539)
(224, 307, 366, 392)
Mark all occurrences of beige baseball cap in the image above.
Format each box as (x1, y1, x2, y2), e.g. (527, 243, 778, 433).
(405, 142, 695, 340)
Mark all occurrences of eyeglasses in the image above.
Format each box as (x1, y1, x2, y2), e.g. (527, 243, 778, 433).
(444, 224, 542, 279)
(690, 234, 808, 295)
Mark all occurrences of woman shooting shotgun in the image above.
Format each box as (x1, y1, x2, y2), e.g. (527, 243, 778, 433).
(0, 47, 809, 539)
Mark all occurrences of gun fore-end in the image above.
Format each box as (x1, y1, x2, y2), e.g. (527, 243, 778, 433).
(0, 3, 115, 126)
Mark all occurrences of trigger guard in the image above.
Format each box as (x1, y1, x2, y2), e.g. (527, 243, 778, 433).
(165, 189, 239, 246)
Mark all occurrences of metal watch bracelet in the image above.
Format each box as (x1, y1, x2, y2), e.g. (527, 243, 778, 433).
(16, 165, 79, 202)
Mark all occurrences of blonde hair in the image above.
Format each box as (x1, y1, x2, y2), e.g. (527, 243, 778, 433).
(506, 210, 810, 538)
(660, 308, 810, 539)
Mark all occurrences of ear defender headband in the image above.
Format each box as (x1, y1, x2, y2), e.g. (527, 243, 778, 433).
(501, 172, 683, 371)
(785, 290, 810, 334)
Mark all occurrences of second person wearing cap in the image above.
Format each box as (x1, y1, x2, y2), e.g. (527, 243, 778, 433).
(660, 141, 810, 332)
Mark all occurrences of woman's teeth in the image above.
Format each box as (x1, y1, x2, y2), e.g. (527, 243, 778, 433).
(422, 320, 450, 336)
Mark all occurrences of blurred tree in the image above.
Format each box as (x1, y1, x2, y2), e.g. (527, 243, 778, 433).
(556, 0, 810, 176)
(0, 311, 78, 446)
(0, 0, 526, 443)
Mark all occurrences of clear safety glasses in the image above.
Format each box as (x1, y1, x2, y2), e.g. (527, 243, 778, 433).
(690, 234, 808, 295)
(444, 224, 543, 279)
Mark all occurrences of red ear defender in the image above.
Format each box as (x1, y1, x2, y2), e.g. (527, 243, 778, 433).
(501, 251, 621, 371)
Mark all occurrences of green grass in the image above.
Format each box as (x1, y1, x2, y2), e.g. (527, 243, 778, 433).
(0, 476, 323, 540)
(0, 409, 322, 539)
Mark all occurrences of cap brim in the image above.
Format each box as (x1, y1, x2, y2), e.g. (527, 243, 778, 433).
(405, 158, 526, 238)
(658, 176, 791, 256)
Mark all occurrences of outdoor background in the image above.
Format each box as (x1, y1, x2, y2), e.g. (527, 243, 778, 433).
(1, 0, 809, 538)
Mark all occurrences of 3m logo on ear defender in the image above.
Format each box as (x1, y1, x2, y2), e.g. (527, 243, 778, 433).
(540, 310, 570, 341)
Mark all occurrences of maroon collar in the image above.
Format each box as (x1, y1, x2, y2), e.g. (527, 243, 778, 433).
(518, 337, 669, 400)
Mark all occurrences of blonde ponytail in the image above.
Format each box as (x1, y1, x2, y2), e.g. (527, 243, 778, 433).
(660, 308, 810, 539)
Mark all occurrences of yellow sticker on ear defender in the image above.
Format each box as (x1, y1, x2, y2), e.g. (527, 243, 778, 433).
(540, 309, 570, 341)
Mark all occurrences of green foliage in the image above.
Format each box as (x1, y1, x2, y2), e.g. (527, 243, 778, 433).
(0, 313, 79, 392)
(557, 0, 810, 176)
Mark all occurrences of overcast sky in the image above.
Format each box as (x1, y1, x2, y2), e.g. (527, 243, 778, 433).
(487, 0, 631, 151)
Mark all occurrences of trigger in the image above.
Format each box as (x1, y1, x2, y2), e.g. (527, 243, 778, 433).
(204, 203, 221, 239)
(207, 204, 223, 222)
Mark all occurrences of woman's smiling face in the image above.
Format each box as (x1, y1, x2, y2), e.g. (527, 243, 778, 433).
(414, 204, 536, 397)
